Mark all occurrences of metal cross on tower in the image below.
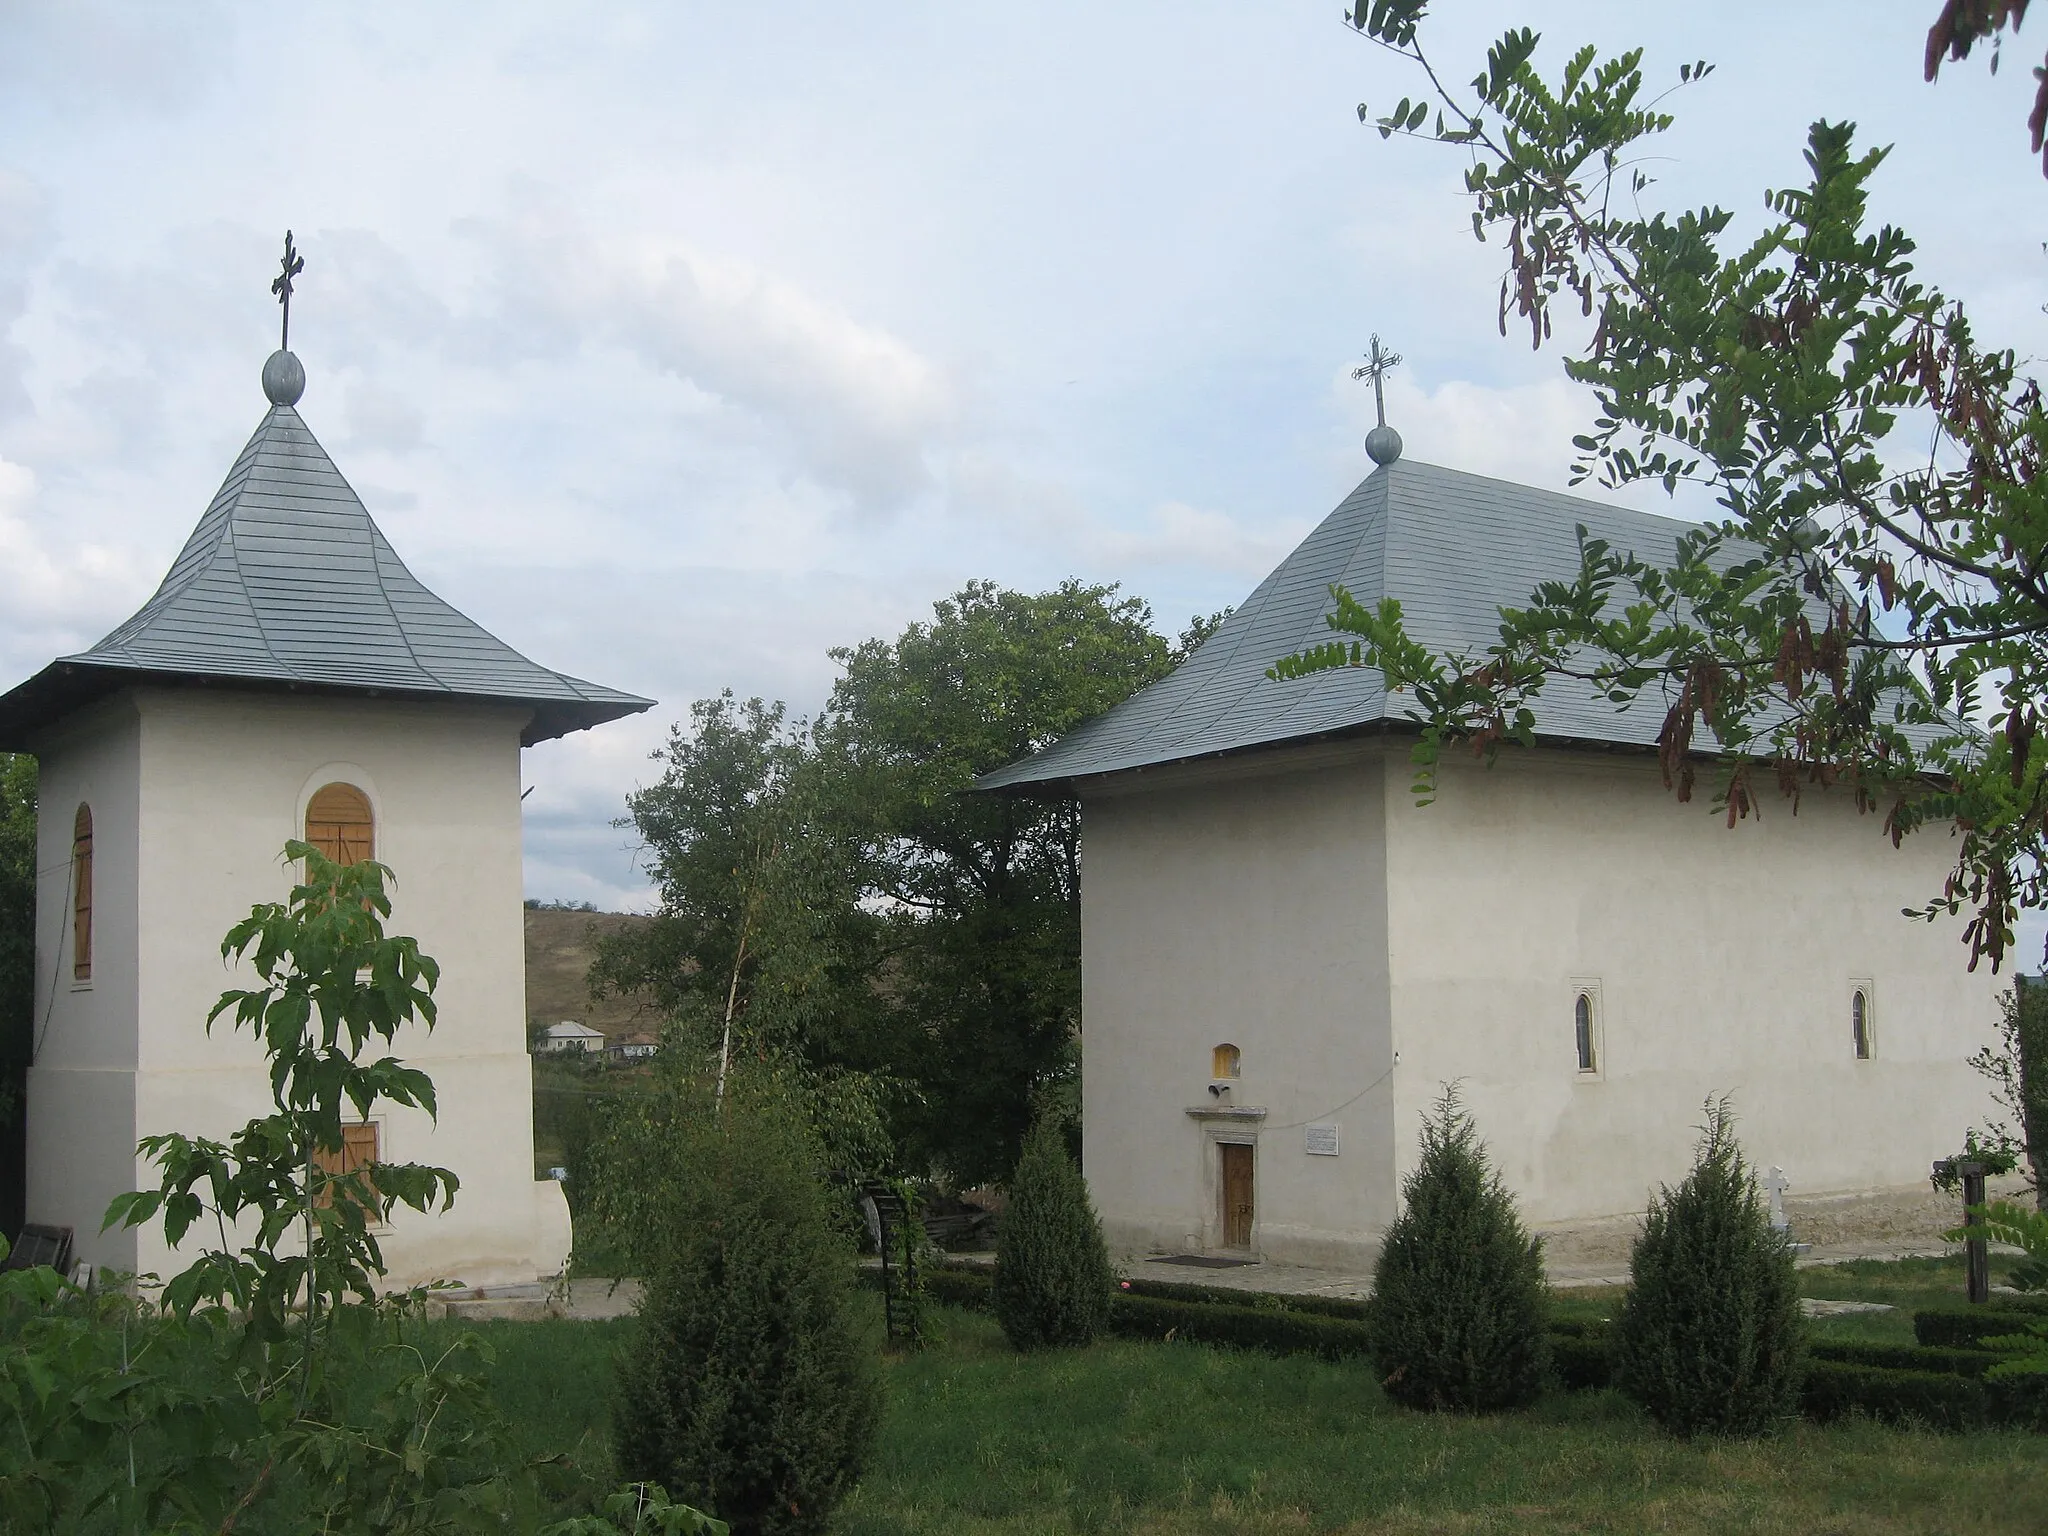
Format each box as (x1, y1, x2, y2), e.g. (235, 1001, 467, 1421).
(272, 231, 305, 352)
(1351, 334, 1402, 429)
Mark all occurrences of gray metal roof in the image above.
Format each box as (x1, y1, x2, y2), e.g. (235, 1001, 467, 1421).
(978, 458, 1766, 792)
(0, 394, 653, 748)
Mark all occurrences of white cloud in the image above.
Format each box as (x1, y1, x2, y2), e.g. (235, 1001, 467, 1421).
(454, 211, 954, 515)
(343, 380, 426, 454)
(1349, 371, 1720, 522)
(0, 0, 2041, 916)
(0, 455, 153, 661)
(1097, 499, 1309, 578)
(0, 165, 50, 421)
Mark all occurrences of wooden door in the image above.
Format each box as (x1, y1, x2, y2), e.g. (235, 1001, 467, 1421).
(1220, 1142, 1254, 1249)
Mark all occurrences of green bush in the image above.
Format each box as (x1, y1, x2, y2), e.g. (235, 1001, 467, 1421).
(1367, 1088, 1548, 1412)
(1107, 1293, 1376, 1359)
(1799, 1359, 1994, 1430)
(1616, 1100, 1804, 1437)
(992, 1111, 1116, 1350)
(611, 1087, 881, 1536)
(1119, 1275, 1372, 1321)
(1914, 1298, 2048, 1349)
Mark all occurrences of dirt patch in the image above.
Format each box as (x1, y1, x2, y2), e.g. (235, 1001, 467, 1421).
(1537, 1175, 2035, 1277)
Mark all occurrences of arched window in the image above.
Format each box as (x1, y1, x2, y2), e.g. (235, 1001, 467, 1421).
(305, 783, 374, 866)
(1212, 1043, 1241, 1080)
(1852, 988, 1872, 1060)
(1574, 992, 1596, 1073)
(71, 804, 93, 982)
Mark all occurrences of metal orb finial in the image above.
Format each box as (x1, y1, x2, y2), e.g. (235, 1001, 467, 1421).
(1351, 334, 1403, 466)
(262, 349, 305, 406)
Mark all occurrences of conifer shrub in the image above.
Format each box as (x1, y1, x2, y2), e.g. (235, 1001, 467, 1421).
(611, 1085, 880, 1536)
(1616, 1099, 1804, 1438)
(992, 1109, 1116, 1350)
(1367, 1086, 1549, 1411)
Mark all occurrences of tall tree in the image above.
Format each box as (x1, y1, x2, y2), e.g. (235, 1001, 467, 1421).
(0, 753, 32, 1238)
(592, 693, 882, 1096)
(1277, 4, 2048, 968)
(823, 579, 1176, 1185)
(0, 756, 31, 1091)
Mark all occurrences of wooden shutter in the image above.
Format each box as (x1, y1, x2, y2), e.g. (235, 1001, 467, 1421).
(305, 783, 374, 865)
(313, 1122, 383, 1215)
(72, 804, 92, 982)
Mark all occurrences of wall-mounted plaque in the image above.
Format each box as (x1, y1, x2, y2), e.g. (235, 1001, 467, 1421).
(1304, 1122, 1340, 1157)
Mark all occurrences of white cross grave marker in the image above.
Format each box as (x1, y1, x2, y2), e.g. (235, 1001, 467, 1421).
(1763, 1165, 1792, 1233)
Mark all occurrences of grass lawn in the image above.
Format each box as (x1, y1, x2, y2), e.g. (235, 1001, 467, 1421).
(468, 1279, 2048, 1535)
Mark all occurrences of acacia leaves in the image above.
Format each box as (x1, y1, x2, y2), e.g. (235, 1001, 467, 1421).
(1300, 10, 2048, 969)
(104, 843, 456, 1326)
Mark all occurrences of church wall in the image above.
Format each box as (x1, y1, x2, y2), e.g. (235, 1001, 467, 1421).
(1079, 747, 1395, 1270)
(24, 695, 144, 1272)
(112, 689, 568, 1289)
(1381, 747, 1999, 1228)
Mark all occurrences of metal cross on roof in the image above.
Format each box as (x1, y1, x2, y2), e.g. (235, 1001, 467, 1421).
(271, 230, 305, 352)
(1351, 334, 1401, 429)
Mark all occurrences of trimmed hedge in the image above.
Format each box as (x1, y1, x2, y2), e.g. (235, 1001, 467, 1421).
(1119, 1275, 1370, 1321)
(1107, 1292, 1375, 1360)
(896, 1262, 2046, 1431)
(1914, 1299, 2048, 1349)
(1813, 1339, 2009, 1378)
(1801, 1359, 1997, 1430)
(925, 1265, 995, 1312)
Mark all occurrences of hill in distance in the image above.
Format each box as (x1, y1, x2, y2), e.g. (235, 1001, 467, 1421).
(523, 906, 658, 1044)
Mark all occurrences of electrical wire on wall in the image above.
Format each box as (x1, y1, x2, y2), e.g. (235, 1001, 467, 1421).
(1260, 1057, 1399, 1133)
(31, 854, 75, 1067)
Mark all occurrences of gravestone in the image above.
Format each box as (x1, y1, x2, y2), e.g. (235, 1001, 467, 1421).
(1762, 1166, 1791, 1234)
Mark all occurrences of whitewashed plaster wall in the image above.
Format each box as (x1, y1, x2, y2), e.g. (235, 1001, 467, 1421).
(1382, 748, 1998, 1227)
(27, 687, 570, 1288)
(26, 694, 144, 1272)
(1078, 745, 1396, 1269)
(1075, 735, 2001, 1272)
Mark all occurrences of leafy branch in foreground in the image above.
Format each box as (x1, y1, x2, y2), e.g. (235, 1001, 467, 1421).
(1278, 2, 2048, 968)
(104, 842, 456, 1340)
(0, 843, 727, 1533)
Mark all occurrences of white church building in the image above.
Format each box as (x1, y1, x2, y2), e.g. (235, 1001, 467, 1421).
(980, 434, 2000, 1271)
(0, 341, 650, 1288)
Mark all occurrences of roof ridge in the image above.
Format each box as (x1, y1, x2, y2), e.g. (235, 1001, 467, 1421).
(1128, 472, 1386, 757)
(221, 511, 293, 679)
(360, 519, 452, 694)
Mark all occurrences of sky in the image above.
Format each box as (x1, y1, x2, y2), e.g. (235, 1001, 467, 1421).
(2, 2, 2045, 945)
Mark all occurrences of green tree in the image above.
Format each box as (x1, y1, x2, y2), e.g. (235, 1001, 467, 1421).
(823, 579, 1177, 1183)
(593, 693, 882, 1100)
(609, 1075, 880, 1536)
(991, 1108, 1115, 1351)
(1617, 1101, 1805, 1438)
(0, 754, 32, 1143)
(1367, 1087, 1548, 1413)
(1971, 979, 2048, 1206)
(1275, 4, 2048, 970)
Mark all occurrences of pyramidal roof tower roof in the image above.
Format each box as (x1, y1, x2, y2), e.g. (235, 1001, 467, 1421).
(977, 454, 1721, 794)
(0, 347, 653, 748)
